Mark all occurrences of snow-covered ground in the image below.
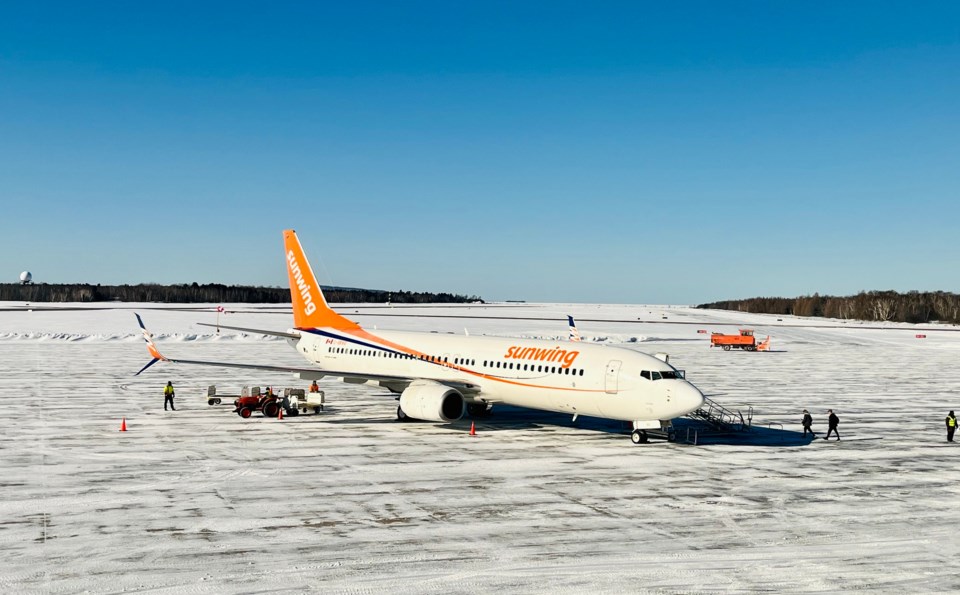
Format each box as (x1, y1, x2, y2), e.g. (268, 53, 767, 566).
(2, 302, 959, 593)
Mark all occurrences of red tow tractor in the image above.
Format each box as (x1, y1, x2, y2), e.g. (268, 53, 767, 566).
(232, 386, 326, 418)
(233, 386, 281, 418)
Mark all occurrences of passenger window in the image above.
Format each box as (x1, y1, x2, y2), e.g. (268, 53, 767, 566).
(579, 369, 584, 376)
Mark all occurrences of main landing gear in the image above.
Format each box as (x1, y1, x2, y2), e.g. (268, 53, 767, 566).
(467, 403, 491, 417)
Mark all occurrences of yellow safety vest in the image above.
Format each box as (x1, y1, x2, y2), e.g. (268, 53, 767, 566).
(164, 385, 174, 396)
(949, 417, 956, 428)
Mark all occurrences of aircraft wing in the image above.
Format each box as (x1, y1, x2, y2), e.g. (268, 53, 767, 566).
(196, 322, 300, 339)
(136, 314, 480, 394)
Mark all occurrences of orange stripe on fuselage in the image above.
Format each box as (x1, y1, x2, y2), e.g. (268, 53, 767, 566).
(321, 327, 605, 394)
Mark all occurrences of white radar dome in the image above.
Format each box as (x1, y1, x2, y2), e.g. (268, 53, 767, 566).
(20, 271, 32, 284)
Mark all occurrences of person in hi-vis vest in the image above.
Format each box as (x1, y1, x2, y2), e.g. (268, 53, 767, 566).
(164, 381, 176, 411)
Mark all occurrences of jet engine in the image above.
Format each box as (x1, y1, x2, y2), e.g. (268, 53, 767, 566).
(399, 380, 465, 423)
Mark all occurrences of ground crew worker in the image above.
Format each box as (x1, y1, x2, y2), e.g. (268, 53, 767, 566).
(824, 409, 839, 440)
(310, 380, 319, 393)
(163, 381, 176, 411)
(265, 386, 274, 398)
(947, 411, 957, 443)
(802, 409, 815, 437)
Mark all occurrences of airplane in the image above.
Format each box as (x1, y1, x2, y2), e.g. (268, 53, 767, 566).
(136, 229, 706, 445)
(568, 315, 582, 342)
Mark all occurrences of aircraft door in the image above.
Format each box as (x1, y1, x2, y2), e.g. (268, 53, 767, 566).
(605, 360, 622, 394)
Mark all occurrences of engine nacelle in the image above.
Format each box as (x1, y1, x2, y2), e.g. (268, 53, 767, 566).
(399, 380, 465, 423)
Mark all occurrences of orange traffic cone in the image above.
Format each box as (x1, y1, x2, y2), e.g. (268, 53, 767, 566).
(278, 407, 283, 420)
(119, 418, 127, 432)
(469, 421, 476, 436)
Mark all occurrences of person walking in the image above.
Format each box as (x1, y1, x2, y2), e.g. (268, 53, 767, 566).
(947, 410, 957, 443)
(824, 409, 839, 440)
(802, 409, 815, 437)
(163, 381, 176, 411)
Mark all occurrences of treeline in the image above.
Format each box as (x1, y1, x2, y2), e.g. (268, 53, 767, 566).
(698, 291, 960, 325)
(0, 283, 482, 304)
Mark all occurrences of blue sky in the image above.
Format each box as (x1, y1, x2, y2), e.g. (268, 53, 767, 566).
(1, 1, 958, 304)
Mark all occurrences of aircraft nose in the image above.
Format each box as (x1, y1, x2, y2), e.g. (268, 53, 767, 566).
(677, 383, 705, 416)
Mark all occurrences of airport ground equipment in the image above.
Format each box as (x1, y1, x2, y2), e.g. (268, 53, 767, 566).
(281, 387, 325, 415)
(232, 386, 282, 418)
(232, 386, 326, 418)
(686, 396, 752, 431)
(204, 384, 240, 405)
(680, 396, 754, 445)
(710, 329, 770, 351)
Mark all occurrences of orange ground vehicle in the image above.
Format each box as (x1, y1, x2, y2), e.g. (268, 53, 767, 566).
(710, 329, 770, 351)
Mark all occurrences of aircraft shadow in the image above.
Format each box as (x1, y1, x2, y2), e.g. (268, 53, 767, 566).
(466, 405, 630, 434)
(271, 401, 813, 446)
(671, 419, 815, 447)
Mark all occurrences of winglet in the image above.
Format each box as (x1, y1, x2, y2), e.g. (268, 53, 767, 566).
(568, 315, 582, 342)
(135, 313, 167, 375)
(283, 230, 360, 330)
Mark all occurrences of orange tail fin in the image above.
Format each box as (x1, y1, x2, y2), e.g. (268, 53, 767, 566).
(283, 229, 360, 330)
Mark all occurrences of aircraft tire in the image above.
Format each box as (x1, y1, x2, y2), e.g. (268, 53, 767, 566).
(397, 405, 409, 422)
(631, 429, 648, 444)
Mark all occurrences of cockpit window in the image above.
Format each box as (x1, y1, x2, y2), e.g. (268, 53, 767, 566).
(641, 369, 685, 380)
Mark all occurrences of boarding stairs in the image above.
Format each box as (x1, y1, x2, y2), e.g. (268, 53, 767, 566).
(685, 396, 752, 433)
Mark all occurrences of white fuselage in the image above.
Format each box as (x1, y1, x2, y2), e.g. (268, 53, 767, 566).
(288, 327, 705, 422)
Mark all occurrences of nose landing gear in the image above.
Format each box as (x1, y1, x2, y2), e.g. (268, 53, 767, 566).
(630, 420, 675, 445)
